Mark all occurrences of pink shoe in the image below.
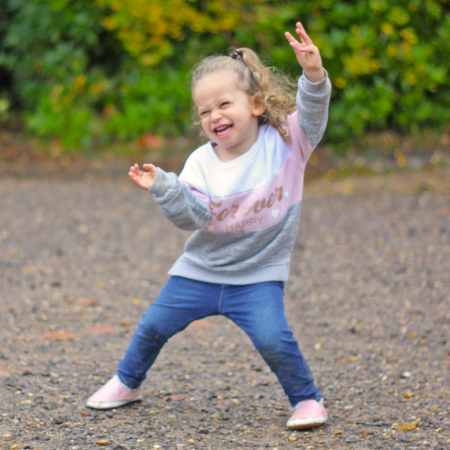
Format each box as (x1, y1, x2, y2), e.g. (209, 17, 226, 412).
(86, 375, 141, 410)
(286, 399, 327, 430)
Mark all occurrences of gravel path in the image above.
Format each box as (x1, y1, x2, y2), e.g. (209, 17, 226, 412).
(0, 167, 449, 450)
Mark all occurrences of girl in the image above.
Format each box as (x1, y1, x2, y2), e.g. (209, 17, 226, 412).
(87, 22, 332, 430)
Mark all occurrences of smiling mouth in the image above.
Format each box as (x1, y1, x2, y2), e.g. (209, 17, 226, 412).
(214, 125, 233, 136)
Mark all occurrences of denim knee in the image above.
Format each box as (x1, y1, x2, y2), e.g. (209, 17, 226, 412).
(136, 312, 168, 344)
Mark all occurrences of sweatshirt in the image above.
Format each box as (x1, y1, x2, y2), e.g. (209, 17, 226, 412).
(149, 71, 332, 285)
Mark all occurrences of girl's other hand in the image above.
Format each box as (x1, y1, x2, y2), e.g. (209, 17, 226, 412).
(128, 163, 158, 190)
(285, 22, 325, 83)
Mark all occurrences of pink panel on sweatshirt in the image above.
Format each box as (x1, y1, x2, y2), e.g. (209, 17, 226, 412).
(202, 155, 304, 234)
(285, 111, 315, 167)
(184, 183, 211, 206)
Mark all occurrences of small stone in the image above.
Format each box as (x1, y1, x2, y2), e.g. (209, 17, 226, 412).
(96, 439, 109, 445)
(53, 415, 69, 425)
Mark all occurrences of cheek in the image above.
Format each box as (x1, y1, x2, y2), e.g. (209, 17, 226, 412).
(201, 118, 211, 133)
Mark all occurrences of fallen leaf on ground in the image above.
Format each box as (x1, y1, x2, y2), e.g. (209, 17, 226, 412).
(392, 419, 419, 431)
(170, 394, 187, 400)
(83, 325, 116, 334)
(40, 331, 76, 340)
(76, 297, 98, 306)
(189, 320, 213, 328)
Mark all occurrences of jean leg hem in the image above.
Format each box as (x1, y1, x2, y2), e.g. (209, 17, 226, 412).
(288, 392, 322, 408)
(117, 371, 142, 390)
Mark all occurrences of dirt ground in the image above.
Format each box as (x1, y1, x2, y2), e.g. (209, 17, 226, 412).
(0, 165, 449, 450)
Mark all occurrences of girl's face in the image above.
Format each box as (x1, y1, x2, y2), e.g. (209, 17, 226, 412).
(193, 69, 265, 160)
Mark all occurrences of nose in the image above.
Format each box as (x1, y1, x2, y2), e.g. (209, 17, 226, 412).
(211, 109, 222, 122)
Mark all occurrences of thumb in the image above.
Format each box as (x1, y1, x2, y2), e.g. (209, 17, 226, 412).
(143, 163, 158, 179)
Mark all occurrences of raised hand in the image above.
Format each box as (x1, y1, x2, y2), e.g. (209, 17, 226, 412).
(128, 163, 158, 190)
(285, 22, 325, 83)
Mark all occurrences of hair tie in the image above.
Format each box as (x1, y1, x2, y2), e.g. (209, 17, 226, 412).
(230, 50, 242, 60)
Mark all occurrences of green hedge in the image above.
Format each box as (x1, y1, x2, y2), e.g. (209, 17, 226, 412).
(1, 0, 449, 150)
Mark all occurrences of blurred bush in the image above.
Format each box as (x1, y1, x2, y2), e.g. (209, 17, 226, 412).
(0, 0, 449, 150)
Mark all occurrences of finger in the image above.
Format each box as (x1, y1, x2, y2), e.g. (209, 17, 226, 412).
(288, 40, 307, 58)
(146, 166, 158, 179)
(296, 22, 313, 45)
(285, 31, 299, 45)
(143, 163, 157, 174)
(128, 172, 140, 186)
(298, 44, 318, 54)
(286, 32, 305, 55)
(129, 169, 140, 179)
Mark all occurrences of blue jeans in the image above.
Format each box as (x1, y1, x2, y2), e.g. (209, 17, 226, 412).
(117, 276, 321, 406)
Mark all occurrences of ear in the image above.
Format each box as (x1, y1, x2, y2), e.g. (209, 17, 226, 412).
(251, 96, 266, 117)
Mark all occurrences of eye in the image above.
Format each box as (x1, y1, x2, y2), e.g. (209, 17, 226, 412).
(220, 102, 230, 108)
(200, 110, 210, 117)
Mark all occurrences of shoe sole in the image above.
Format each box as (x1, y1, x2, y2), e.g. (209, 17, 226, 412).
(86, 395, 141, 410)
(286, 417, 327, 430)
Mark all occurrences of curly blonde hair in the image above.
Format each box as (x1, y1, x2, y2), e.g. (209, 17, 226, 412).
(191, 48, 297, 142)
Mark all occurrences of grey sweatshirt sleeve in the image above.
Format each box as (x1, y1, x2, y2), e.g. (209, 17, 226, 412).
(149, 168, 211, 231)
(296, 68, 332, 147)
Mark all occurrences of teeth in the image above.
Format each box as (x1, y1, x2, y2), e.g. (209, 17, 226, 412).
(215, 125, 232, 136)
